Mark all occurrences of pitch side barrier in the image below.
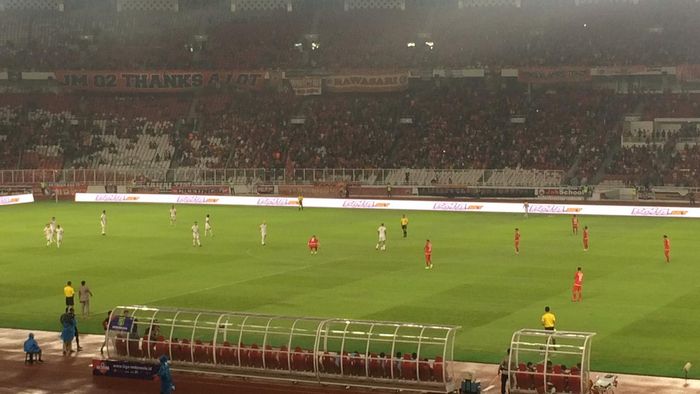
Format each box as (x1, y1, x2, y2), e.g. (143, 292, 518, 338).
(76, 193, 700, 218)
(0, 193, 34, 206)
(104, 306, 460, 393)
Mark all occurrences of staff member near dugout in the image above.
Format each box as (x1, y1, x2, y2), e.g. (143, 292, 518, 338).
(64, 281, 75, 308)
(541, 306, 556, 345)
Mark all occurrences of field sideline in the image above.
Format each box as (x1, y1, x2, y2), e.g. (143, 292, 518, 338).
(1, 201, 698, 379)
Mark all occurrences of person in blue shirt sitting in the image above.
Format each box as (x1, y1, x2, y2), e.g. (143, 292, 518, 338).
(23, 333, 43, 363)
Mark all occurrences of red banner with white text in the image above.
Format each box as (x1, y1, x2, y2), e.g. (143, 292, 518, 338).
(324, 72, 410, 93)
(53, 70, 275, 92)
(518, 67, 591, 84)
(677, 64, 700, 83)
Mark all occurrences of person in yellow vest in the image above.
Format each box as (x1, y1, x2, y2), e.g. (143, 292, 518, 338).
(400, 214, 409, 238)
(297, 194, 304, 211)
(541, 306, 556, 345)
(64, 281, 75, 309)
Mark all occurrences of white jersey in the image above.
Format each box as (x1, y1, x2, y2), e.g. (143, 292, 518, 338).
(192, 224, 200, 235)
(205, 217, 211, 229)
(170, 208, 177, 218)
(100, 213, 107, 225)
(44, 226, 52, 240)
(377, 225, 387, 241)
(57, 228, 64, 240)
(49, 220, 57, 233)
(260, 223, 267, 235)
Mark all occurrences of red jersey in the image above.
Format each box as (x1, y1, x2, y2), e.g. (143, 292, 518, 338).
(664, 238, 671, 251)
(583, 229, 589, 240)
(424, 242, 432, 255)
(308, 237, 318, 248)
(572, 217, 579, 227)
(574, 271, 583, 286)
(514, 231, 521, 242)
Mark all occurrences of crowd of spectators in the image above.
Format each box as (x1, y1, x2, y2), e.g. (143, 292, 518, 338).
(2, 88, 700, 186)
(1, 1, 700, 71)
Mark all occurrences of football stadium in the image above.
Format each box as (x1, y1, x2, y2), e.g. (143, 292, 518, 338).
(1, 0, 700, 393)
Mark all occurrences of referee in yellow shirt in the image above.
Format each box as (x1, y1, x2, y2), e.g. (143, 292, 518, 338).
(400, 214, 409, 238)
(64, 281, 75, 309)
(541, 306, 556, 345)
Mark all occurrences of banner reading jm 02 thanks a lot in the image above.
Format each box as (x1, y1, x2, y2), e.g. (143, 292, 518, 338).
(53, 70, 277, 92)
(323, 72, 410, 93)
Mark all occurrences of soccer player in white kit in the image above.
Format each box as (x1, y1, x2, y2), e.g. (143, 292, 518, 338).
(204, 214, 213, 237)
(376, 223, 387, 251)
(260, 221, 267, 246)
(169, 205, 177, 225)
(49, 217, 57, 243)
(100, 210, 107, 235)
(44, 224, 52, 246)
(192, 221, 201, 246)
(56, 225, 64, 248)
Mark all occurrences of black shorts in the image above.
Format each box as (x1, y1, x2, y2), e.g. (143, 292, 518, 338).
(544, 327, 554, 331)
(66, 297, 74, 306)
(401, 225, 407, 230)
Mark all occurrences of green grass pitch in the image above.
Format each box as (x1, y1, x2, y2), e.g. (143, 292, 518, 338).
(1, 201, 698, 378)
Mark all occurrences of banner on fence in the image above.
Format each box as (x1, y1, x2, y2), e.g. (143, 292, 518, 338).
(590, 65, 675, 77)
(289, 77, 322, 96)
(51, 184, 88, 198)
(170, 185, 231, 195)
(92, 359, 158, 379)
(677, 64, 700, 83)
(0, 193, 34, 206)
(518, 67, 591, 83)
(53, 70, 274, 92)
(324, 72, 410, 93)
(75, 193, 700, 218)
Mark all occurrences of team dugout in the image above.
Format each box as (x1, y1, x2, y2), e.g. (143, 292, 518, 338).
(104, 306, 461, 392)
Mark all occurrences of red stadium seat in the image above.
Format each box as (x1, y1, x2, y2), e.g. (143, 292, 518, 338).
(551, 365, 566, 392)
(418, 359, 432, 381)
(141, 337, 153, 358)
(154, 338, 170, 360)
(433, 356, 445, 382)
(516, 363, 533, 390)
(218, 341, 237, 366)
(178, 339, 192, 362)
(114, 337, 127, 356)
(303, 350, 315, 372)
(569, 367, 582, 394)
(322, 352, 339, 374)
(127, 337, 141, 358)
(534, 363, 546, 394)
(278, 346, 290, 370)
(248, 344, 262, 368)
(401, 354, 416, 380)
(263, 345, 278, 369)
(238, 344, 250, 367)
(292, 346, 305, 371)
(193, 340, 210, 363)
(341, 352, 352, 376)
(368, 353, 382, 378)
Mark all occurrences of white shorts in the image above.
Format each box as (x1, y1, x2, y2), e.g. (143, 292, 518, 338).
(205, 224, 212, 230)
(378, 236, 386, 242)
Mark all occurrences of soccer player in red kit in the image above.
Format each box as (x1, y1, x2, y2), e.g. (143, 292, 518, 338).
(571, 215, 579, 235)
(308, 235, 319, 255)
(514, 228, 521, 255)
(582, 226, 590, 251)
(424, 239, 433, 269)
(572, 267, 583, 302)
(663, 235, 671, 263)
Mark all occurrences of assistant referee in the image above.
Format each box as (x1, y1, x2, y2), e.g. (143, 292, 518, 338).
(541, 306, 556, 345)
(64, 281, 75, 309)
